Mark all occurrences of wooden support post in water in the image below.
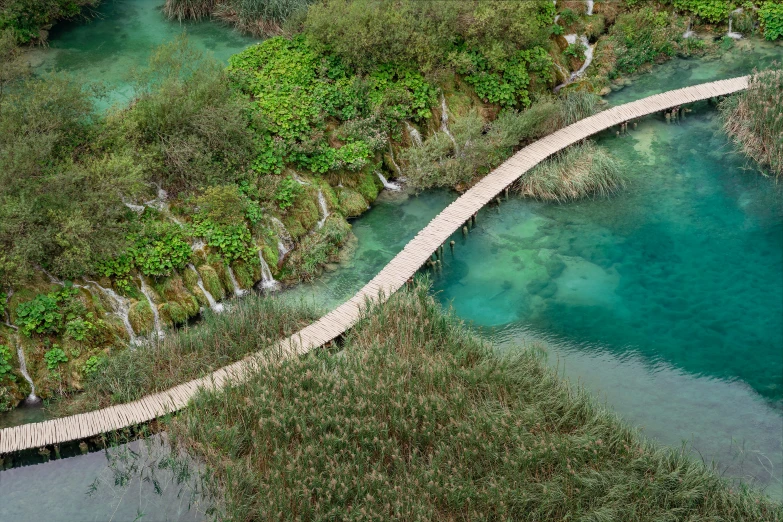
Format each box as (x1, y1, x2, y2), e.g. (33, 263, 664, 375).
(449, 240, 455, 252)
(462, 226, 468, 237)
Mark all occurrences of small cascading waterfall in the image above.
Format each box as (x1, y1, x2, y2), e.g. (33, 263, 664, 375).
(191, 239, 206, 253)
(292, 173, 310, 186)
(727, 8, 743, 39)
(226, 265, 248, 297)
(188, 264, 224, 313)
(555, 35, 596, 92)
(15, 337, 40, 405)
(257, 251, 280, 291)
(440, 94, 459, 153)
(268, 216, 294, 261)
(42, 268, 62, 286)
(585, 0, 593, 16)
(405, 122, 423, 146)
(376, 171, 402, 191)
(317, 189, 330, 229)
(85, 279, 138, 345)
(388, 144, 404, 178)
(138, 276, 165, 339)
(683, 18, 695, 38)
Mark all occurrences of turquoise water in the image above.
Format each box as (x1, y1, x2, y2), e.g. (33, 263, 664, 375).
(26, 0, 257, 108)
(430, 108, 783, 495)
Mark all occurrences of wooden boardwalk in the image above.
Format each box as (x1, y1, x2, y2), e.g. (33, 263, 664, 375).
(0, 76, 749, 454)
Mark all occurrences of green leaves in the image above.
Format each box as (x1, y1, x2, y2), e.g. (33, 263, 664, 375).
(15, 288, 76, 336)
(0, 344, 13, 380)
(274, 176, 302, 211)
(44, 346, 68, 371)
(760, 1, 783, 40)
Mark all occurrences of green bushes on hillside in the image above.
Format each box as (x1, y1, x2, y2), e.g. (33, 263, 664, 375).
(0, 0, 98, 43)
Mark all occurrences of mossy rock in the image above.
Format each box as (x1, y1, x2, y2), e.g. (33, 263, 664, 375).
(129, 300, 154, 336)
(161, 276, 200, 318)
(161, 302, 188, 326)
(232, 259, 257, 290)
(199, 265, 226, 302)
(261, 244, 279, 272)
(182, 266, 199, 292)
(355, 169, 381, 203)
(337, 187, 369, 217)
(212, 263, 234, 296)
(286, 187, 320, 238)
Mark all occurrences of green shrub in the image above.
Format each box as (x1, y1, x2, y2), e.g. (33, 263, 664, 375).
(760, 1, 783, 40)
(607, 8, 690, 75)
(130, 221, 192, 278)
(44, 346, 68, 371)
(65, 316, 95, 341)
(274, 175, 302, 210)
(0, 344, 13, 380)
(15, 288, 76, 336)
(83, 354, 103, 376)
(0, 0, 99, 43)
(672, 0, 737, 23)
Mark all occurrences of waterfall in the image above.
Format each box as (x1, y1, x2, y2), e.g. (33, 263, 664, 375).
(440, 94, 459, 152)
(727, 8, 743, 39)
(41, 268, 62, 286)
(554, 62, 570, 81)
(292, 173, 310, 186)
(85, 279, 138, 345)
(226, 265, 247, 297)
(585, 0, 593, 16)
(388, 144, 403, 177)
(405, 122, 423, 146)
(376, 171, 402, 191)
(257, 251, 280, 291)
(554, 35, 595, 92)
(191, 239, 206, 253)
(188, 264, 224, 312)
(138, 276, 164, 339)
(16, 337, 40, 405)
(317, 189, 330, 229)
(268, 216, 293, 261)
(683, 19, 695, 39)
(144, 183, 169, 211)
(554, 14, 560, 23)
(123, 199, 145, 213)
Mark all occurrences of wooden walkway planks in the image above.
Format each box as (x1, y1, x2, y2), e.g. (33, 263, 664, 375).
(0, 76, 749, 455)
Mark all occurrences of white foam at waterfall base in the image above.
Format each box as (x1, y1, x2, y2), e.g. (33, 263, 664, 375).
(257, 251, 280, 291)
(138, 276, 165, 339)
(226, 265, 248, 297)
(189, 264, 224, 312)
(440, 94, 459, 152)
(85, 280, 138, 345)
(317, 189, 330, 229)
(377, 172, 402, 191)
(585, 0, 593, 16)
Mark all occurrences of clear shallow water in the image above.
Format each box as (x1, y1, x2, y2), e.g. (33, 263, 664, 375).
(26, 0, 256, 109)
(429, 109, 783, 496)
(0, 435, 205, 521)
(607, 37, 782, 105)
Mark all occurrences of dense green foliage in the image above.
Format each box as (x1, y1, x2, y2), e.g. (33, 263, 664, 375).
(720, 67, 783, 177)
(0, 0, 97, 43)
(166, 284, 783, 521)
(0, 344, 13, 380)
(760, 1, 783, 40)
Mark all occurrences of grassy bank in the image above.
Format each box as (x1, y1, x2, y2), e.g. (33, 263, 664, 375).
(163, 283, 782, 520)
(514, 140, 626, 201)
(51, 293, 318, 416)
(720, 67, 783, 178)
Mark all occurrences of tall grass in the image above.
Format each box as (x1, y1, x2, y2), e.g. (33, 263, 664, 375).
(403, 91, 600, 190)
(163, 0, 312, 35)
(167, 282, 782, 521)
(515, 140, 625, 201)
(51, 294, 319, 416)
(163, 0, 217, 21)
(720, 67, 783, 178)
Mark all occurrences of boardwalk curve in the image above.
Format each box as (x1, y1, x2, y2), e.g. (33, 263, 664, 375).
(0, 76, 749, 454)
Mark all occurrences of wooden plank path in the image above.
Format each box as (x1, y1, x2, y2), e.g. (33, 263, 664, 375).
(0, 76, 749, 454)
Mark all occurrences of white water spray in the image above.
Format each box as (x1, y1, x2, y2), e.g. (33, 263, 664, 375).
(555, 35, 595, 92)
(388, 145, 404, 177)
(16, 338, 40, 405)
(317, 189, 330, 229)
(727, 8, 743, 39)
(85, 279, 138, 345)
(188, 264, 224, 312)
(190, 239, 206, 253)
(440, 94, 459, 152)
(257, 251, 280, 291)
(138, 276, 164, 339)
(405, 122, 423, 146)
(585, 0, 593, 16)
(226, 266, 247, 297)
(683, 18, 695, 39)
(376, 171, 402, 191)
(268, 216, 293, 261)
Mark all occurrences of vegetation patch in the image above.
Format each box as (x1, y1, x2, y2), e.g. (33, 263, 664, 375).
(515, 141, 625, 202)
(164, 283, 782, 521)
(720, 67, 783, 177)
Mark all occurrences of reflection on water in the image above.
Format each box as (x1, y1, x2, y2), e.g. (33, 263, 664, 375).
(429, 108, 783, 496)
(0, 434, 206, 521)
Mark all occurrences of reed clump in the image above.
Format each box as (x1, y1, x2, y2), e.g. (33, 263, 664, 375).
(51, 294, 318, 416)
(163, 0, 312, 35)
(167, 282, 782, 521)
(720, 67, 783, 178)
(515, 140, 625, 201)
